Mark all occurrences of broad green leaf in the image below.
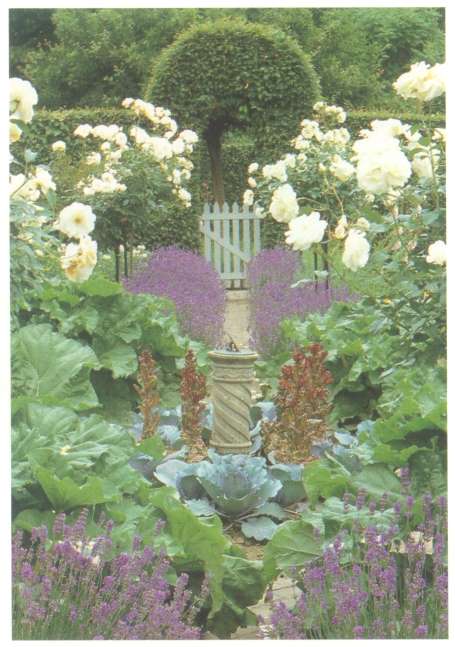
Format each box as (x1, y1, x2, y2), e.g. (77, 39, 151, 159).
(77, 276, 124, 297)
(148, 486, 229, 617)
(263, 518, 323, 581)
(241, 516, 278, 541)
(93, 339, 138, 378)
(34, 467, 119, 511)
(11, 324, 100, 411)
(351, 463, 401, 499)
(303, 460, 352, 505)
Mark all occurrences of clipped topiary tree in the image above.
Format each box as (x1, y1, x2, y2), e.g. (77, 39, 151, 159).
(147, 18, 320, 206)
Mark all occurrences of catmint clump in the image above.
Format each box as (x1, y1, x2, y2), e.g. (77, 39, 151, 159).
(124, 246, 225, 346)
(12, 511, 206, 640)
(247, 248, 354, 354)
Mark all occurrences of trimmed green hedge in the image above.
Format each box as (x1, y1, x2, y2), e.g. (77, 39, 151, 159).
(18, 106, 445, 250)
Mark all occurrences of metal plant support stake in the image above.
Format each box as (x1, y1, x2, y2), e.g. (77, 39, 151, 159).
(208, 348, 258, 454)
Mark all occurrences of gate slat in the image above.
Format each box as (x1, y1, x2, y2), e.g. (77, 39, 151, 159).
(203, 203, 211, 263)
(242, 215, 251, 287)
(253, 211, 261, 255)
(232, 203, 241, 288)
(222, 203, 231, 285)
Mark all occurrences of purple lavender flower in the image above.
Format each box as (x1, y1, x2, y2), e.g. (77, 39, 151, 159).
(124, 246, 225, 346)
(265, 493, 448, 640)
(247, 248, 355, 354)
(12, 511, 207, 640)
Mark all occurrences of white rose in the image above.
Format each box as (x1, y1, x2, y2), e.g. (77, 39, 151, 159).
(172, 139, 186, 155)
(61, 235, 97, 282)
(412, 148, 440, 180)
(370, 119, 410, 138)
(355, 136, 411, 194)
(56, 202, 96, 238)
(330, 157, 355, 182)
(263, 160, 288, 182)
(147, 136, 173, 161)
(355, 217, 370, 231)
(122, 98, 134, 108)
(269, 184, 299, 223)
(285, 211, 327, 251)
(284, 154, 296, 168)
(178, 188, 191, 203)
(426, 240, 446, 266)
(86, 152, 101, 165)
(254, 205, 266, 218)
(432, 128, 446, 143)
(300, 119, 321, 140)
(52, 140, 66, 152)
(342, 229, 370, 271)
(114, 132, 128, 148)
(10, 122, 22, 143)
(34, 167, 56, 194)
(180, 129, 198, 144)
(393, 61, 446, 102)
(248, 162, 259, 174)
(333, 215, 348, 240)
(248, 177, 257, 188)
(74, 124, 92, 138)
(10, 78, 38, 123)
(243, 189, 254, 206)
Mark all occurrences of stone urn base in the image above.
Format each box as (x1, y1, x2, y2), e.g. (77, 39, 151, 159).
(208, 348, 258, 454)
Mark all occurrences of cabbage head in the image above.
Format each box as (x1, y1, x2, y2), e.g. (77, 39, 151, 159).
(196, 450, 282, 518)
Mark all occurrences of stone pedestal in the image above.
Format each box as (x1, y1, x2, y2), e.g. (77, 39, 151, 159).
(208, 349, 258, 454)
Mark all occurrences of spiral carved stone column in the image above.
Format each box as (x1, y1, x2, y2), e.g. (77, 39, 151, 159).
(208, 349, 258, 454)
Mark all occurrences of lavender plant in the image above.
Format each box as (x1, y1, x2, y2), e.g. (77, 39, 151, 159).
(247, 248, 353, 355)
(124, 246, 225, 347)
(12, 510, 207, 640)
(261, 494, 448, 640)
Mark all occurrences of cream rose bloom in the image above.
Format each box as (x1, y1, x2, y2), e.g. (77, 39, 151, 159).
(74, 124, 93, 138)
(10, 78, 38, 123)
(426, 240, 446, 266)
(333, 215, 348, 239)
(61, 235, 97, 282)
(263, 160, 288, 182)
(147, 136, 173, 161)
(330, 155, 355, 182)
(412, 148, 440, 180)
(285, 211, 327, 251)
(243, 189, 254, 206)
(354, 134, 411, 194)
(248, 162, 259, 174)
(52, 140, 66, 152)
(269, 184, 299, 223)
(34, 167, 56, 194)
(342, 229, 370, 271)
(10, 122, 22, 143)
(180, 129, 198, 144)
(56, 202, 96, 238)
(393, 61, 446, 102)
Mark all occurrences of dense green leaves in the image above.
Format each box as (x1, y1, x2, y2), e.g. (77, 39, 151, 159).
(11, 324, 100, 411)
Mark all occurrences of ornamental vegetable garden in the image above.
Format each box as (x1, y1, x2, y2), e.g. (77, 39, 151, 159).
(9, 9, 446, 641)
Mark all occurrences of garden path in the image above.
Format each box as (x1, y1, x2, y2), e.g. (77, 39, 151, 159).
(223, 289, 250, 349)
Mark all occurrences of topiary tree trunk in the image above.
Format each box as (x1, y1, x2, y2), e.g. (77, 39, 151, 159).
(205, 121, 225, 206)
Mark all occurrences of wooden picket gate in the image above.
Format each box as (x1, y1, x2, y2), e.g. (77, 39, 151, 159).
(200, 202, 262, 288)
